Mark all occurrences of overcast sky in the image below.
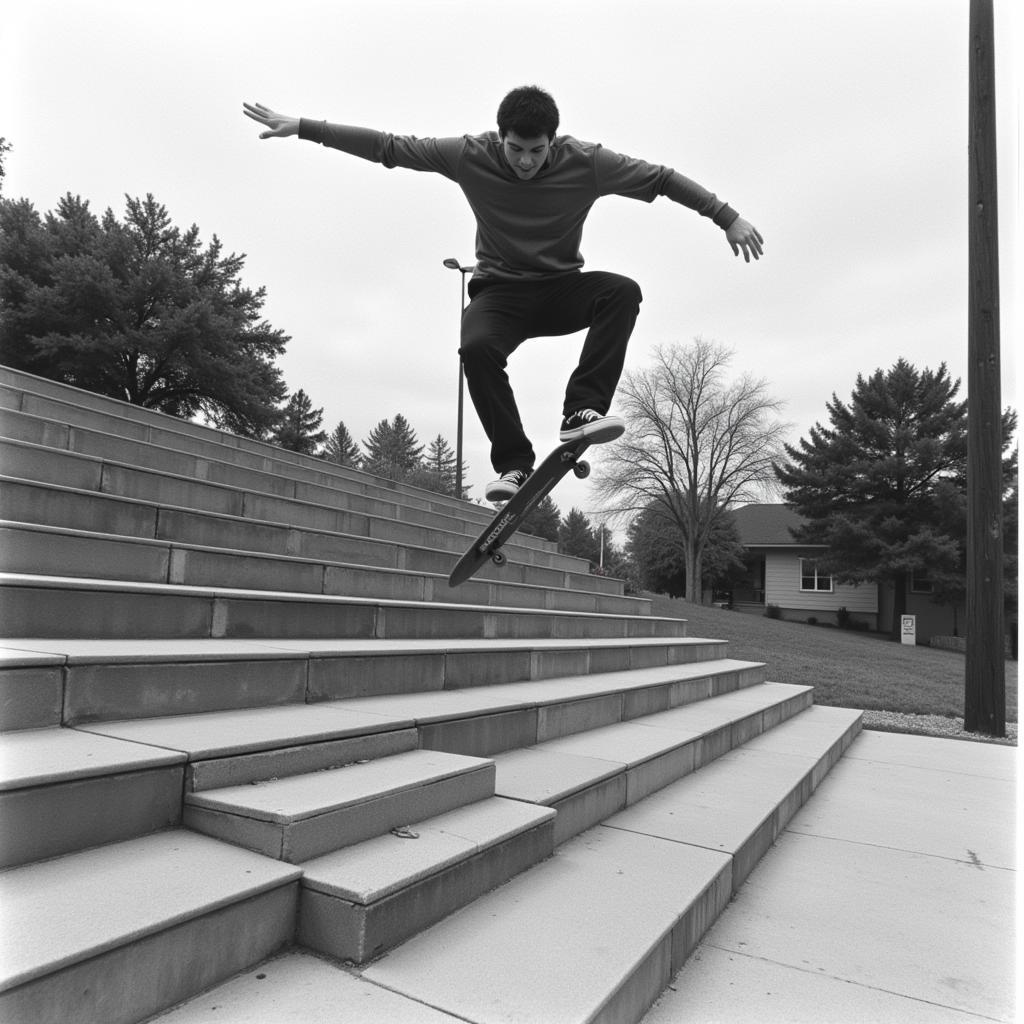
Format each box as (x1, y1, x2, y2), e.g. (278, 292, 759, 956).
(3, 0, 1019, 523)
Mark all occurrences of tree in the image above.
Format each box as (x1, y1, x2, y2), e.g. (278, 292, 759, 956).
(595, 338, 788, 603)
(361, 414, 424, 481)
(321, 420, 361, 467)
(272, 389, 326, 455)
(519, 494, 561, 541)
(0, 192, 288, 436)
(774, 359, 1009, 638)
(0, 138, 11, 196)
(409, 433, 470, 497)
(559, 507, 600, 563)
(627, 503, 746, 598)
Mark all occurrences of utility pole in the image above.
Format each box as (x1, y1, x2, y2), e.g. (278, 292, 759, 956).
(964, 0, 1005, 735)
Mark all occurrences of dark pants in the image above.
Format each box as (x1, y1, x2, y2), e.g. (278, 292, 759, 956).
(459, 271, 642, 473)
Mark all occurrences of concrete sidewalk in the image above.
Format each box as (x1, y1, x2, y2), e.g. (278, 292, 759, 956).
(642, 728, 1018, 1024)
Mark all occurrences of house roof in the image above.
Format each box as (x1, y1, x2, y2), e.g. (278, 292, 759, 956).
(730, 503, 808, 546)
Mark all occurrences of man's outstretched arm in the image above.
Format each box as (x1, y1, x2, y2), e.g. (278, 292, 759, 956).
(243, 102, 299, 139)
(725, 217, 764, 263)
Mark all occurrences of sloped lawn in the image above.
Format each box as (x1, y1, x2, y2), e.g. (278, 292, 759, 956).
(649, 595, 1017, 724)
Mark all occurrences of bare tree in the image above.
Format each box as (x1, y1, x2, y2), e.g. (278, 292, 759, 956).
(596, 338, 789, 602)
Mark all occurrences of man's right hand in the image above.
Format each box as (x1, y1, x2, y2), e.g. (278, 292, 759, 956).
(243, 102, 300, 139)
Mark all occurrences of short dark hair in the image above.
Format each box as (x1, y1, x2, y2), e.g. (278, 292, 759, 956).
(497, 86, 560, 141)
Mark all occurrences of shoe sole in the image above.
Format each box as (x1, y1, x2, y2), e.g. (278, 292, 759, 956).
(559, 419, 625, 444)
(485, 486, 519, 502)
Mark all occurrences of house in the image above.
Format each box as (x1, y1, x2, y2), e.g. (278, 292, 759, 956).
(727, 504, 965, 643)
(727, 504, 878, 629)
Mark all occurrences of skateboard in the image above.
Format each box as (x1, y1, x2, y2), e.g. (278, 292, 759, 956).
(448, 424, 622, 587)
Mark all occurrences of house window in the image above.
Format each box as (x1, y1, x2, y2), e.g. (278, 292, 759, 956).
(910, 569, 934, 594)
(800, 559, 833, 593)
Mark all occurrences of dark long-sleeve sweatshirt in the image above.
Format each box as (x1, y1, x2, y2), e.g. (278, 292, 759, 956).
(299, 119, 739, 285)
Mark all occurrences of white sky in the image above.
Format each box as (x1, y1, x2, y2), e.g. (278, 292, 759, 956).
(3, 0, 1020, 525)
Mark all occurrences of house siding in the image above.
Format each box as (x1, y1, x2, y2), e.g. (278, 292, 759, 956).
(764, 550, 877, 615)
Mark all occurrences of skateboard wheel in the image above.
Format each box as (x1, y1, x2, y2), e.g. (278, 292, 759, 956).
(491, 549, 507, 567)
(573, 460, 591, 479)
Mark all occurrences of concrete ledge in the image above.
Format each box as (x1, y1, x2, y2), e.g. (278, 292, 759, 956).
(299, 798, 556, 962)
(362, 825, 733, 1024)
(0, 830, 301, 995)
(0, 637, 729, 724)
(0, 573, 685, 642)
(184, 750, 497, 862)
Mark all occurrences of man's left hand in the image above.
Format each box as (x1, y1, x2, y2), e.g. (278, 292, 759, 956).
(726, 217, 764, 262)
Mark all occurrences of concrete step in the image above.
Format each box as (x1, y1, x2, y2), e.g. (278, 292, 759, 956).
(298, 796, 556, 964)
(0, 726, 186, 868)
(0, 636, 727, 727)
(2, 657, 761, 862)
(337, 659, 766, 756)
(0, 829, 300, 1024)
(0, 392, 479, 526)
(0, 476, 626, 595)
(354, 705, 862, 1024)
(145, 950, 467, 1023)
(0, 438, 577, 569)
(0, 368, 494, 527)
(148, 706, 861, 1024)
(0, 702, 421, 866)
(0, 519, 647, 615)
(494, 681, 814, 845)
(183, 748, 497, 863)
(0, 573, 686, 642)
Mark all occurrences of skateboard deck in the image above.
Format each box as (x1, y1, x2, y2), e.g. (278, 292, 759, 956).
(449, 425, 622, 587)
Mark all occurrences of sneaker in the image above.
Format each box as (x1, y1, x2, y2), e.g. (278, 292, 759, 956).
(559, 409, 625, 443)
(485, 468, 531, 502)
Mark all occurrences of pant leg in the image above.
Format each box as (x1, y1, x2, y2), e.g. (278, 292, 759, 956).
(526, 271, 643, 416)
(459, 283, 536, 473)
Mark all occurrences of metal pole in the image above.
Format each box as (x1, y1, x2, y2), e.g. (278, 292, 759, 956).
(443, 258, 471, 500)
(456, 272, 466, 500)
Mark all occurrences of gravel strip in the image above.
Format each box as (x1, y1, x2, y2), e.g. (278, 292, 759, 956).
(861, 709, 1018, 745)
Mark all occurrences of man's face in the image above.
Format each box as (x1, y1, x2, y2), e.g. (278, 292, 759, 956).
(501, 130, 552, 181)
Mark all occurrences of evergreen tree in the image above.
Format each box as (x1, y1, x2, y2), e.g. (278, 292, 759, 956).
(627, 503, 746, 598)
(321, 419, 361, 467)
(0, 138, 11, 196)
(410, 433, 469, 497)
(0, 192, 288, 436)
(273, 388, 326, 454)
(775, 359, 994, 637)
(559, 507, 601, 564)
(519, 494, 561, 541)
(362, 414, 424, 481)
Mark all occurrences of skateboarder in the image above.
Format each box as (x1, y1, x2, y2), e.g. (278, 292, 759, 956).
(243, 86, 763, 501)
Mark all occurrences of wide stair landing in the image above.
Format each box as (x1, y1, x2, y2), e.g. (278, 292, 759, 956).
(0, 366, 862, 1024)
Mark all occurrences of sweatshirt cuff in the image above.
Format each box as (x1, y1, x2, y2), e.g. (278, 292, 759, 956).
(713, 204, 739, 230)
(298, 118, 326, 144)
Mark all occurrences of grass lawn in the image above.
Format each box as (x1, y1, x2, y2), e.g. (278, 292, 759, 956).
(648, 595, 1018, 723)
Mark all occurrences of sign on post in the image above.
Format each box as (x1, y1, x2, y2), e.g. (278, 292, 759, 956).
(901, 615, 917, 646)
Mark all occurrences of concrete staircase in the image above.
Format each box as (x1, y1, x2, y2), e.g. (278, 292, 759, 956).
(0, 365, 862, 1024)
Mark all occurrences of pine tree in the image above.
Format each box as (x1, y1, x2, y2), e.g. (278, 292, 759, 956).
(362, 414, 424, 481)
(415, 434, 459, 496)
(519, 494, 561, 541)
(322, 420, 361, 467)
(272, 389, 326, 454)
(559, 508, 600, 564)
(0, 192, 288, 436)
(0, 138, 11, 195)
(776, 359, 973, 637)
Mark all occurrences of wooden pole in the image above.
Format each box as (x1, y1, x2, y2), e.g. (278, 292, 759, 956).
(964, 0, 1005, 735)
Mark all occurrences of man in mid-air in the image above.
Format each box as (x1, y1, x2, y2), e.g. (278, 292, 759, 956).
(244, 85, 763, 500)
